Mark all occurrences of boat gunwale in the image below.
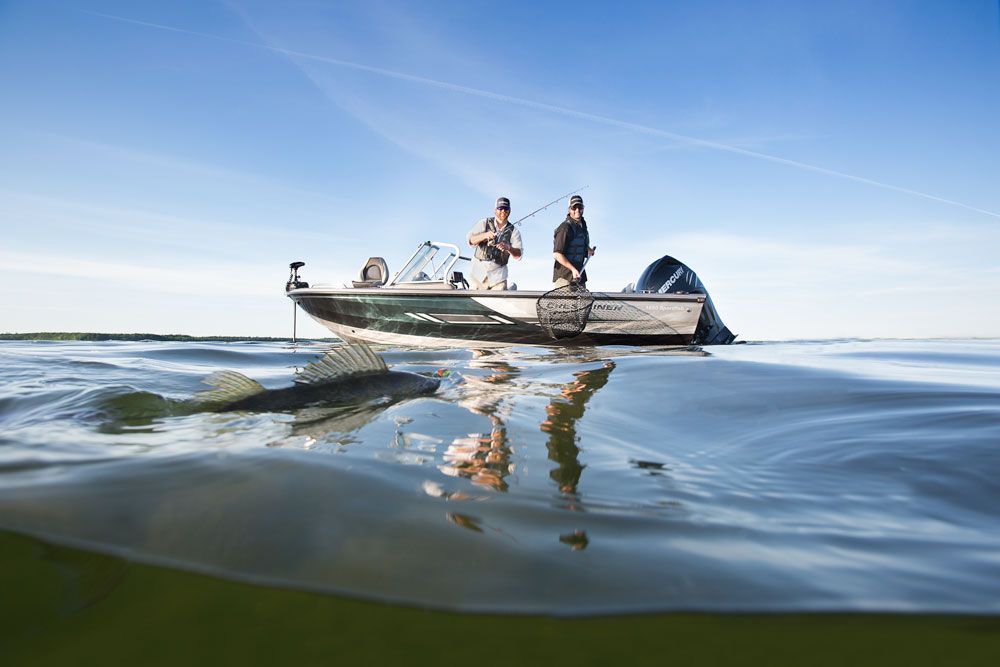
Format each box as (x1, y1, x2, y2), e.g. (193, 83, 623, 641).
(288, 287, 706, 302)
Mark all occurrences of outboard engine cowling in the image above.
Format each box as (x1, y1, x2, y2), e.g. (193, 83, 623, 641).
(635, 256, 736, 344)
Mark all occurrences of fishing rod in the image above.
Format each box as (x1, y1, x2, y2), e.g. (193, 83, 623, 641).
(511, 185, 589, 227)
(487, 185, 589, 257)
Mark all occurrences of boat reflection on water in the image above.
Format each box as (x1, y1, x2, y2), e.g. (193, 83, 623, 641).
(437, 352, 621, 550)
(277, 346, 693, 554)
(440, 350, 703, 504)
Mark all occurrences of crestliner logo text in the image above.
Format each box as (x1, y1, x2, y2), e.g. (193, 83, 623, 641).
(657, 267, 685, 293)
(593, 303, 624, 311)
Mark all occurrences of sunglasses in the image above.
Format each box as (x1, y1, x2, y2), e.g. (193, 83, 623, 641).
(570, 205, 584, 211)
(496, 207, 510, 211)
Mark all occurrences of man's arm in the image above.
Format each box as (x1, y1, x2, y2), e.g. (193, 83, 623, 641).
(467, 220, 493, 247)
(498, 228, 523, 260)
(498, 244, 522, 259)
(553, 252, 580, 280)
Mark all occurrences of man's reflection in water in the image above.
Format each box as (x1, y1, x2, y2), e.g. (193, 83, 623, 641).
(439, 353, 617, 551)
(441, 413, 511, 491)
(559, 529, 589, 551)
(540, 361, 616, 496)
(439, 353, 517, 492)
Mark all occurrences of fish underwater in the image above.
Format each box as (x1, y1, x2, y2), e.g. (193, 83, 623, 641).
(97, 344, 440, 428)
(190, 344, 440, 412)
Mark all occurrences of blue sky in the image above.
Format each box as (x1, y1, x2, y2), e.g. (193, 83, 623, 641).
(1, 0, 998, 339)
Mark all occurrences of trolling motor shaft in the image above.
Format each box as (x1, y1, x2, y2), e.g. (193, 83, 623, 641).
(286, 261, 309, 343)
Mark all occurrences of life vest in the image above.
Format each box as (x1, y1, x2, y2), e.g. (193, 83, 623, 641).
(562, 217, 589, 270)
(473, 217, 512, 266)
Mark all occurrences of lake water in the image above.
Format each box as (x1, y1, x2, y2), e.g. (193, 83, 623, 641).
(2, 339, 999, 662)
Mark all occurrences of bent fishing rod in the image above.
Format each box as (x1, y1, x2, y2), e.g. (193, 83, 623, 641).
(512, 185, 589, 227)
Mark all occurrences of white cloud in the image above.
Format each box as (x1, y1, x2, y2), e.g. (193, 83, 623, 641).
(0, 250, 276, 297)
(0, 189, 347, 251)
(89, 10, 1000, 220)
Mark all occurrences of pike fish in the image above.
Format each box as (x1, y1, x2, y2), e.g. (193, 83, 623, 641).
(190, 344, 440, 413)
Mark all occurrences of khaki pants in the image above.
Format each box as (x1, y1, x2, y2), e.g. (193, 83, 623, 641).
(471, 278, 507, 290)
(553, 277, 584, 289)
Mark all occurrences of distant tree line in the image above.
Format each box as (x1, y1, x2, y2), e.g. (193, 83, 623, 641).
(0, 333, 337, 342)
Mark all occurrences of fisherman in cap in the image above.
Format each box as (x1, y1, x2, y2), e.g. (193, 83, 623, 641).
(467, 196, 523, 290)
(552, 194, 595, 288)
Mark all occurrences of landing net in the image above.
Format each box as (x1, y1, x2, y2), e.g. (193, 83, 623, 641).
(536, 284, 596, 340)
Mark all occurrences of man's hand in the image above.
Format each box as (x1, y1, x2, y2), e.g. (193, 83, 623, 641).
(469, 229, 497, 247)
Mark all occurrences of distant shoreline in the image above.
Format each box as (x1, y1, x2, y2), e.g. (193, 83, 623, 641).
(0, 333, 338, 342)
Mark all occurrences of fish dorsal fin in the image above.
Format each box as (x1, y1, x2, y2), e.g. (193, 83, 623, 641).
(294, 343, 387, 386)
(193, 370, 266, 405)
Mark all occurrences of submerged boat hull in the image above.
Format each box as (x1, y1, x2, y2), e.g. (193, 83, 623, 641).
(288, 288, 705, 348)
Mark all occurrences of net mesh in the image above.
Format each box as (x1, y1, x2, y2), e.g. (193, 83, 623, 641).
(536, 284, 596, 339)
(586, 297, 680, 336)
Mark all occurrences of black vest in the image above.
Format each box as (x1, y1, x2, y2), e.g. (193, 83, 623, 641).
(562, 217, 589, 269)
(552, 217, 590, 282)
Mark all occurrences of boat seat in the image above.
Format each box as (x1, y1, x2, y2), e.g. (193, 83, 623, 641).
(352, 257, 389, 288)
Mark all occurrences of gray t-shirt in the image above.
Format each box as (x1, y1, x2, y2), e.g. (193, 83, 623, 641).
(466, 218, 523, 287)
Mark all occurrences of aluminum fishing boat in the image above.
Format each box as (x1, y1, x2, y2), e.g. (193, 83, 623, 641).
(286, 241, 733, 348)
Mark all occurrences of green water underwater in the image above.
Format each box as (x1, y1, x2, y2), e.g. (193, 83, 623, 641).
(4, 532, 999, 665)
(3, 339, 1000, 663)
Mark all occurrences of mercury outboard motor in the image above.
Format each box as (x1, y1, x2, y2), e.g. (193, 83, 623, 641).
(635, 256, 736, 344)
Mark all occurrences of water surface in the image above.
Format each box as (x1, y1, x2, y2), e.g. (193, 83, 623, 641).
(1, 339, 998, 624)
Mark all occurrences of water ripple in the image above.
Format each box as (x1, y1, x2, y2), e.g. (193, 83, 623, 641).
(0, 339, 998, 613)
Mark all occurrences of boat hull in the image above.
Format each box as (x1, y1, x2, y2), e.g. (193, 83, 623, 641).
(288, 288, 705, 348)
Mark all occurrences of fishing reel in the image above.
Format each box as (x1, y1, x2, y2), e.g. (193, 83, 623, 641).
(483, 243, 504, 263)
(286, 261, 309, 291)
(483, 228, 513, 263)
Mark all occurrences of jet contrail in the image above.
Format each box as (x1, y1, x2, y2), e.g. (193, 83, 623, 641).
(87, 11, 1000, 220)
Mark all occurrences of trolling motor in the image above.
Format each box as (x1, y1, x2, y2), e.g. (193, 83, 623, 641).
(286, 261, 309, 343)
(286, 261, 309, 292)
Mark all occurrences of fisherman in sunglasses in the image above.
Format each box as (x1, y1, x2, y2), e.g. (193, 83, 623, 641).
(552, 194, 595, 288)
(467, 196, 523, 290)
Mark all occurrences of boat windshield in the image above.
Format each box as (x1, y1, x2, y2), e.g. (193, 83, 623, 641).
(390, 241, 469, 285)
